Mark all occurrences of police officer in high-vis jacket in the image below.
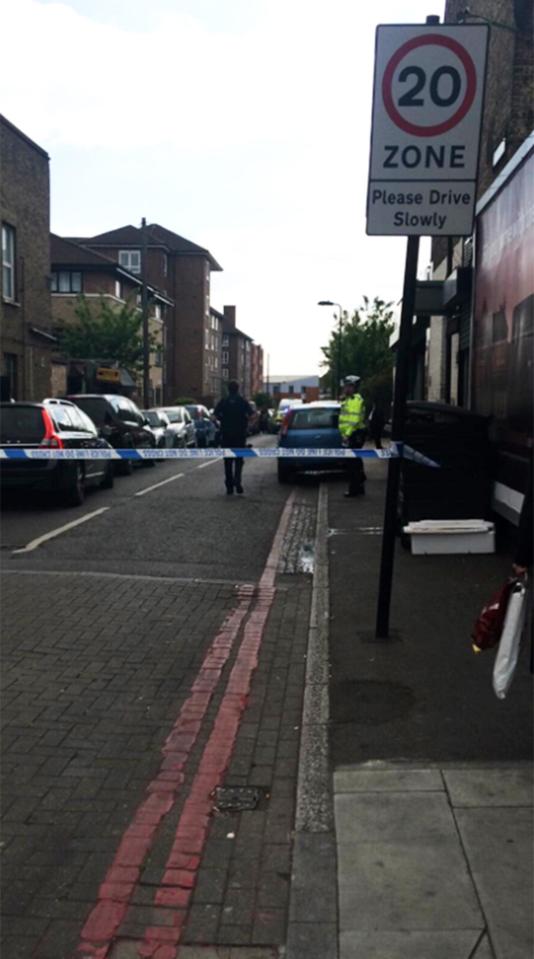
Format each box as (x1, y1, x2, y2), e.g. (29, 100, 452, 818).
(338, 375, 366, 497)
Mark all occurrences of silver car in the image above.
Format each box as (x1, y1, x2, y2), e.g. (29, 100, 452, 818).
(158, 407, 197, 448)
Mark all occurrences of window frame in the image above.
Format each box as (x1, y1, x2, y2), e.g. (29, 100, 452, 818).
(2, 223, 16, 301)
(118, 250, 141, 275)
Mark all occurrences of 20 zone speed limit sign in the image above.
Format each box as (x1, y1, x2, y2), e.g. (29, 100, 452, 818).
(367, 24, 488, 236)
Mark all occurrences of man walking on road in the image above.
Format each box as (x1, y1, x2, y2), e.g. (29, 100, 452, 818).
(339, 374, 367, 497)
(214, 380, 252, 495)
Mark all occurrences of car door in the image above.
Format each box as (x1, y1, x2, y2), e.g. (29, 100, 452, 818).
(69, 406, 109, 482)
(48, 403, 103, 482)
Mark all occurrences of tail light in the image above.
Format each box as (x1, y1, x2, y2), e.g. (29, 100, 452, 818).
(280, 410, 293, 438)
(41, 409, 64, 449)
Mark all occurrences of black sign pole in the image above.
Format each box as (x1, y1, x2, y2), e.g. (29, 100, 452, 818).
(375, 234, 419, 639)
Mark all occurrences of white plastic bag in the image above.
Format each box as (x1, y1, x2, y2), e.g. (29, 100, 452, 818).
(492, 580, 527, 699)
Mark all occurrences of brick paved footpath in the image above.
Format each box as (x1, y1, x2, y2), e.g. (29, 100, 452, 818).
(0, 491, 316, 959)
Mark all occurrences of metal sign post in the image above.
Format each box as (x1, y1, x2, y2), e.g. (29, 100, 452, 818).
(368, 18, 489, 638)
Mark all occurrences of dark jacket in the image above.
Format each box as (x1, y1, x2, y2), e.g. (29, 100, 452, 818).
(214, 394, 252, 446)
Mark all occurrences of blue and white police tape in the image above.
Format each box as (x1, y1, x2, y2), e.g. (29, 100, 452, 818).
(0, 445, 440, 467)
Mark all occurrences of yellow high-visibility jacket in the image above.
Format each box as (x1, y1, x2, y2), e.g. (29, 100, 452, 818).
(339, 393, 366, 440)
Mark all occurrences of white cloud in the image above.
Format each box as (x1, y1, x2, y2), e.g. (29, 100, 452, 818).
(1, 0, 435, 374)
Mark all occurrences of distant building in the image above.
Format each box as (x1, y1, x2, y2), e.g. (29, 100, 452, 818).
(265, 375, 320, 402)
(66, 223, 223, 405)
(50, 234, 172, 405)
(250, 343, 264, 397)
(0, 115, 53, 400)
(220, 306, 253, 399)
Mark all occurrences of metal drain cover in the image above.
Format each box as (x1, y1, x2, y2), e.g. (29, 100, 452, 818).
(214, 786, 264, 812)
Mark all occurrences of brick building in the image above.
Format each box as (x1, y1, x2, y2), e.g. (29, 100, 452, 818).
(50, 234, 172, 404)
(0, 115, 53, 400)
(251, 342, 264, 398)
(66, 224, 223, 405)
(404, 0, 534, 525)
(426, 0, 533, 407)
(220, 306, 253, 399)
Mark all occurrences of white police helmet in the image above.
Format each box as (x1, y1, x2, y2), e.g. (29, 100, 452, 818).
(343, 375, 361, 386)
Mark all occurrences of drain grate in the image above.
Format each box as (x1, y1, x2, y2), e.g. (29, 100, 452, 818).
(214, 785, 265, 812)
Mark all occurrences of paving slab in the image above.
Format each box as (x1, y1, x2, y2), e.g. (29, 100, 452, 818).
(443, 767, 534, 807)
(334, 767, 443, 793)
(454, 807, 534, 959)
(334, 791, 455, 841)
(339, 929, 484, 959)
(337, 838, 482, 931)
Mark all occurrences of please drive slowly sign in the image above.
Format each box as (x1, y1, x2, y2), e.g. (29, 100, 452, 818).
(367, 23, 489, 236)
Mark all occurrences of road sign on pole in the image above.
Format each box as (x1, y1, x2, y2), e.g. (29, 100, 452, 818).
(367, 23, 489, 236)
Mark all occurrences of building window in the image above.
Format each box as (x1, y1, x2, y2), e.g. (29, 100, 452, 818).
(154, 304, 162, 321)
(51, 271, 82, 293)
(119, 250, 141, 274)
(162, 253, 168, 277)
(2, 223, 15, 301)
(222, 334, 229, 347)
(3, 352, 18, 399)
(222, 368, 229, 380)
(222, 350, 229, 364)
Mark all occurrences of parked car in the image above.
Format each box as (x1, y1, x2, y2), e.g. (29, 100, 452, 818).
(277, 401, 345, 483)
(142, 409, 171, 448)
(274, 397, 304, 430)
(0, 399, 114, 506)
(185, 404, 218, 447)
(159, 407, 197, 448)
(66, 393, 156, 474)
(247, 401, 261, 435)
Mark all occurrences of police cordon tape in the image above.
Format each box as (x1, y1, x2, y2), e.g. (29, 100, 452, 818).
(0, 444, 440, 468)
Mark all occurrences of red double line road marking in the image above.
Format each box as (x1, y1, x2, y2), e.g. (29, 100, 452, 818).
(77, 491, 296, 959)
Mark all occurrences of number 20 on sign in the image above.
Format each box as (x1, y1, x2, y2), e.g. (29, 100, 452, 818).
(367, 24, 489, 236)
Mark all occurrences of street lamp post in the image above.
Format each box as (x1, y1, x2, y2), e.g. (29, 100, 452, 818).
(318, 300, 343, 399)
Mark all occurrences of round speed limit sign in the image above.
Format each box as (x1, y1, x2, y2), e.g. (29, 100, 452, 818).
(382, 34, 477, 137)
(367, 24, 489, 236)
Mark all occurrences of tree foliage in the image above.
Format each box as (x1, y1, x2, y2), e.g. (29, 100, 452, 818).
(321, 296, 395, 406)
(253, 392, 271, 410)
(57, 296, 154, 371)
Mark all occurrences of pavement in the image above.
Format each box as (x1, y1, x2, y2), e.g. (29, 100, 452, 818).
(287, 455, 533, 959)
(1, 449, 532, 959)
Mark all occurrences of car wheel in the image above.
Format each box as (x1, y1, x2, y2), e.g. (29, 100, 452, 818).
(100, 462, 114, 489)
(277, 462, 292, 484)
(65, 464, 85, 506)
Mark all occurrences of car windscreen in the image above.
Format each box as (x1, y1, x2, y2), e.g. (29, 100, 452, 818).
(163, 409, 182, 423)
(145, 412, 161, 426)
(185, 406, 199, 419)
(71, 397, 106, 425)
(0, 406, 45, 443)
(290, 409, 339, 429)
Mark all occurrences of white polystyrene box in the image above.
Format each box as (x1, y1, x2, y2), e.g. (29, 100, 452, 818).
(403, 519, 496, 555)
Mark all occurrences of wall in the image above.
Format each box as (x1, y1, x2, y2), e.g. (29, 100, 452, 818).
(0, 117, 52, 400)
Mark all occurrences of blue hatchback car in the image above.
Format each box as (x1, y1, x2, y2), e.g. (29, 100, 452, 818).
(277, 401, 345, 483)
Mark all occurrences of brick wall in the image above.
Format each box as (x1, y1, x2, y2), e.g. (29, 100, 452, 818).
(0, 117, 52, 400)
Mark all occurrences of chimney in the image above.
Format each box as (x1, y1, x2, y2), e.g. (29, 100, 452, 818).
(223, 305, 236, 329)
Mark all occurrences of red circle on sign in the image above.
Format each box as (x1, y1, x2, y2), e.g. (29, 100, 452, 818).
(382, 34, 477, 137)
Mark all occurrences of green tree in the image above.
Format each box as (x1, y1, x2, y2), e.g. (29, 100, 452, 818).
(253, 392, 271, 410)
(57, 296, 154, 371)
(321, 296, 395, 406)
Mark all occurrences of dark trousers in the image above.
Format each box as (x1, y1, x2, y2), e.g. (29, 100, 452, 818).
(224, 456, 243, 490)
(347, 431, 366, 494)
(222, 434, 246, 490)
(347, 455, 366, 494)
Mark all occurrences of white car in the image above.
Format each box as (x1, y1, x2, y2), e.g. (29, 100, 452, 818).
(158, 407, 197, 448)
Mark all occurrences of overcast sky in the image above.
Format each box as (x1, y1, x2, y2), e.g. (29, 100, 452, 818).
(2, 0, 435, 376)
